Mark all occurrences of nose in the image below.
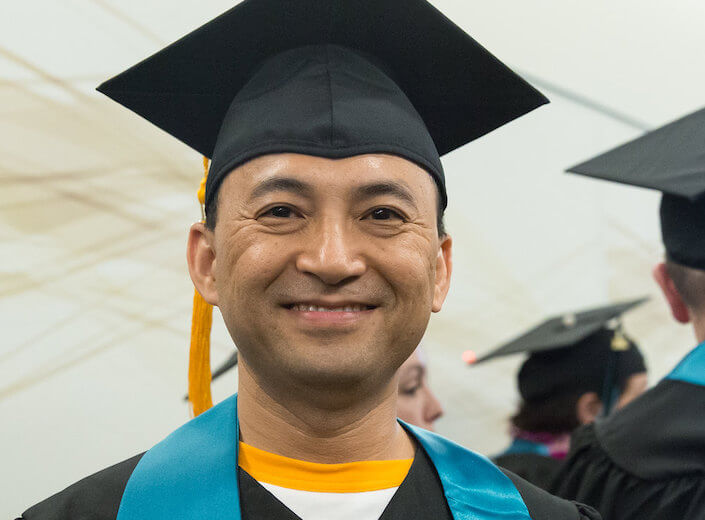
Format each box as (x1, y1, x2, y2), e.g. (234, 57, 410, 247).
(424, 389, 444, 428)
(295, 217, 366, 285)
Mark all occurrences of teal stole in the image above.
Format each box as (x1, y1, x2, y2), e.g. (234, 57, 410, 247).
(117, 395, 532, 520)
(666, 340, 705, 387)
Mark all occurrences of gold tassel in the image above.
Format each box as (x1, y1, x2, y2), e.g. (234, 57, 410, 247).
(188, 157, 214, 416)
(611, 329, 630, 351)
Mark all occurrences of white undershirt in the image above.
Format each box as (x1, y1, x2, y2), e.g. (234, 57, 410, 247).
(260, 482, 399, 520)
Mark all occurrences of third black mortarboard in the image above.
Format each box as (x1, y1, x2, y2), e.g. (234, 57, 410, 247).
(468, 298, 648, 411)
(97, 0, 548, 212)
(471, 298, 648, 364)
(567, 107, 705, 270)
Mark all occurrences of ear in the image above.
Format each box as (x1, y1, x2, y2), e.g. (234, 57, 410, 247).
(576, 392, 602, 425)
(432, 235, 453, 313)
(187, 222, 219, 306)
(653, 262, 691, 323)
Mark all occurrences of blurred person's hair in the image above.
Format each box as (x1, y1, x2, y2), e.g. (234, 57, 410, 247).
(510, 393, 583, 434)
(511, 373, 637, 434)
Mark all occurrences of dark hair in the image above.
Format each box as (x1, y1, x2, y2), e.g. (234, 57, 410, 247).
(666, 259, 705, 313)
(510, 393, 583, 434)
(205, 182, 447, 237)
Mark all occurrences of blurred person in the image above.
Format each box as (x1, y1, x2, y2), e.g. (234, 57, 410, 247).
(15, 1, 600, 520)
(396, 349, 444, 430)
(469, 301, 648, 490)
(551, 107, 705, 519)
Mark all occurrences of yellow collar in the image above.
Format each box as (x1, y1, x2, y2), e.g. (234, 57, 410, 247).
(238, 442, 413, 493)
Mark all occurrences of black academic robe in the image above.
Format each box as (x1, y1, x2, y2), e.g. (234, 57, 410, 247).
(552, 343, 705, 520)
(18, 395, 600, 520)
(494, 452, 562, 491)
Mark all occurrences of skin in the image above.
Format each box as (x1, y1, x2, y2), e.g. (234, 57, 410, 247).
(614, 372, 649, 410)
(396, 349, 444, 431)
(653, 262, 705, 343)
(188, 153, 452, 463)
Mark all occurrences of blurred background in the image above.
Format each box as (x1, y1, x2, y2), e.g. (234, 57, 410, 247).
(2, 0, 703, 515)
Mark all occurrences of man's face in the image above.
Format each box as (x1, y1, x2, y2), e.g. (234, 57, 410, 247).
(198, 153, 452, 396)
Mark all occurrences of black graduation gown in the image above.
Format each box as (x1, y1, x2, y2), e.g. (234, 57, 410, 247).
(552, 378, 705, 520)
(17, 394, 601, 520)
(494, 452, 562, 491)
(18, 448, 600, 520)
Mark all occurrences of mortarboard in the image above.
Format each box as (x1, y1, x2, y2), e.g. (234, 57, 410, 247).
(467, 298, 648, 414)
(567, 107, 705, 270)
(97, 0, 549, 213)
(97, 0, 549, 415)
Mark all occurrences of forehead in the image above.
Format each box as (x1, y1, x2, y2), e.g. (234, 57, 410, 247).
(222, 153, 438, 202)
(399, 350, 426, 372)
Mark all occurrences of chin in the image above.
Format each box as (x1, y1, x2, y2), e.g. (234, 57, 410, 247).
(292, 358, 373, 384)
(287, 353, 391, 392)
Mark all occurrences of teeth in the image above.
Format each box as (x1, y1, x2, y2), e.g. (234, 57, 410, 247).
(291, 304, 368, 312)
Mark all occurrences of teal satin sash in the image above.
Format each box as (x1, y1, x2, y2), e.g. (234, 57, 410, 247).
(117, 395, 531, 520)
(666, 341, 705, 387)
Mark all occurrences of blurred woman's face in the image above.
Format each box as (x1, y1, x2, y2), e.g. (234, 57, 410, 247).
(396, 350, 444, 431)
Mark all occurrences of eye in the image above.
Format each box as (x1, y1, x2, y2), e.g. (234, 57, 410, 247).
(261, 205, 296, 218)
(400, 384, 421, 396)
(365, 207, 404, 221)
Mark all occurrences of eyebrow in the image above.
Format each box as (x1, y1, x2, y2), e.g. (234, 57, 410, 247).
(249, 176, 313, 201)
(402, 365, 425, 380)
(353, 181, 417, 207)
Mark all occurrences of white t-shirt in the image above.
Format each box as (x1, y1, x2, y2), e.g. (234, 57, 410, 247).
(238, 442, 413, 520)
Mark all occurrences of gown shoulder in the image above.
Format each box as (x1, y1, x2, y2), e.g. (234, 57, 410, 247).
(494, 452, 562, 490)
(17, 453, 144, 520)
(500, 467, 601, 520)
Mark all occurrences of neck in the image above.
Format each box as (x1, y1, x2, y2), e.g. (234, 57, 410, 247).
(236, 358, 415, 463)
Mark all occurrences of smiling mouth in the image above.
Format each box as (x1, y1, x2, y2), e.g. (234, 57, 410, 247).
(285, 303, 376, 312)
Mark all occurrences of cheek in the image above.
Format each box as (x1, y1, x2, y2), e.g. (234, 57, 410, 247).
(397, 395, 424, 420)
(372, 238, 436, 298)
(216, 232, 290, 301)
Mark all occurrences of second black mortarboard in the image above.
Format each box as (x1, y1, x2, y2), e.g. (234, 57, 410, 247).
(467, 298, 648, 413)
(470, 298, 648, 364)
(567, 107, 705, 270)
(97, 0, 548, 212)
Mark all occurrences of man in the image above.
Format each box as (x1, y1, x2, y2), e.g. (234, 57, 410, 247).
(396, 348, 444, 431)
(18, 1, 600, 518)
(468, 300, 648, 490)
(551, 107, 705, 519)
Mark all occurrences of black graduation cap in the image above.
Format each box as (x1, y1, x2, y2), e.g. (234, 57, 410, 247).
(97, 0, 548, 212)
(567, 107, 705, 270)
(468, 298, 648, 413)
(471, 298, 647, 365)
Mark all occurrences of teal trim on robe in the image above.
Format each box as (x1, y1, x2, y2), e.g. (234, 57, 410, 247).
(116, 395, 241, 520)
(498, 438, 551, 458)
(666, 341, 705, 387)
(117, 395, 531, 520)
